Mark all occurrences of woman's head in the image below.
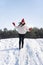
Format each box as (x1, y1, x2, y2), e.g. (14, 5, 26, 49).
(21, 18, 25, 25)
(18, 18, 25, 26)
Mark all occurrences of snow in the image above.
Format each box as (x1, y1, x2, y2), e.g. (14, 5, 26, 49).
(0, 38, 43, 65)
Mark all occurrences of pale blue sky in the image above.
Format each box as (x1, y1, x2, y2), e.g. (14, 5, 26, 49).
(0, 0, 43, 30)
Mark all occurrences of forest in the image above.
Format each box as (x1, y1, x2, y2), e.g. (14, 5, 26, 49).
(0, 27, 43, 39)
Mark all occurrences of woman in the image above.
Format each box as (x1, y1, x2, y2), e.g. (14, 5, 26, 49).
(12, 18, 32, 49)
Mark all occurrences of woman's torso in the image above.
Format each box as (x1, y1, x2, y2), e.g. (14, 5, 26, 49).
(16, 24, 28, 34)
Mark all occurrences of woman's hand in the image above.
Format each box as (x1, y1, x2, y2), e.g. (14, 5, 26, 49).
(12, 22, 15, 26)
(29, 28, 32, 31)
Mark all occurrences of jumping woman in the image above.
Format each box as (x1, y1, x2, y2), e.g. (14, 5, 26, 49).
(12, 18, 32, 49)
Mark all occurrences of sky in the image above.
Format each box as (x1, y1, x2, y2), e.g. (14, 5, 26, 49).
(0, 0, 43, 30)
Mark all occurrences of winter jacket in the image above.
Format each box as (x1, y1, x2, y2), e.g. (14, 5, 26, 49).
(15, 24, 30, 34)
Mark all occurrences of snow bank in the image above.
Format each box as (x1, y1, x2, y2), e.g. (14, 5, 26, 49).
(0, 38, 43, 65)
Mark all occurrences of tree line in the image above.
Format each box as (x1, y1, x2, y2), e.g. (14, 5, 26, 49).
(0, 27, 43, 39)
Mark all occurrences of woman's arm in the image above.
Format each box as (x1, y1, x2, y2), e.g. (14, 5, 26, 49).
(25, 25, 32, 32)
(12, 22, 19, 29)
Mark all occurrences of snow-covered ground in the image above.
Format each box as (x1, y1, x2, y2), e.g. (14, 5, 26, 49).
(0, 38, 43, 65)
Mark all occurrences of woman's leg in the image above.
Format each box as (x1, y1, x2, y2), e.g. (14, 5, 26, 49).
(19, 34, 22, 49)
(22, 38, 24, 48)
(22, 34, 25, 48)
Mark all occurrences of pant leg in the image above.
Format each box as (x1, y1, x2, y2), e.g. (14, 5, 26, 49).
(22, 38, 24, 48)
(19, 34, 22, 49)
(22, 34, 25, 48)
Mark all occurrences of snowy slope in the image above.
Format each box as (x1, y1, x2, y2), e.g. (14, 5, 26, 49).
(0, 38, 43, 65)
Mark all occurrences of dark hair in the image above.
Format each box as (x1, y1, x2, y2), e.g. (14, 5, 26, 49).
(18, 22, 25, 27)
(22, 22, 25, 26)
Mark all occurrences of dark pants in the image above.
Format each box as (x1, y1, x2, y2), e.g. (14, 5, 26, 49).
(19, 34, 25, 49)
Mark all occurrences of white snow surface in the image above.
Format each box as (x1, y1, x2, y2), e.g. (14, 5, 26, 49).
(0, 38, 43, 65)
